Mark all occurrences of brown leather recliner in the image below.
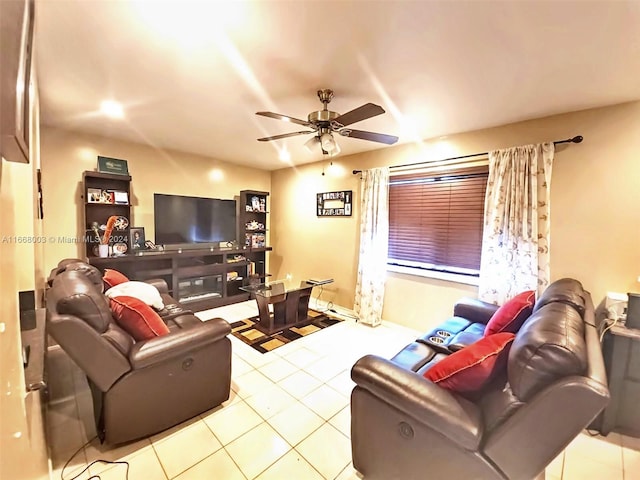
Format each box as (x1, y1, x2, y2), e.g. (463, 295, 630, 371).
(350, 279, 610, 480)
(46, 263, 232, 445)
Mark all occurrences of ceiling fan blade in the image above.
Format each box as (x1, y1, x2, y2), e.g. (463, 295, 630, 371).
(332, 103, 385, 127)
(257, 130, 314, 142)
(256, 111, 312, 127)
(339, 129, 399, 145)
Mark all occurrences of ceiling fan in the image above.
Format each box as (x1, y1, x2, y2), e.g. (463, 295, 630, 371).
(256, 89, 398, 156)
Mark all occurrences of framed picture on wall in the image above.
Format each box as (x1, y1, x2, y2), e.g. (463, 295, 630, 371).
(316, 190, 353, 217)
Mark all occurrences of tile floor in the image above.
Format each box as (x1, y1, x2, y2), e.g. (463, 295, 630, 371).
(46, 301, 640, 480)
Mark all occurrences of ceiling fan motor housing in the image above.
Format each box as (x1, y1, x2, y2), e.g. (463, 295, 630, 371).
(308, 110, 340, 125)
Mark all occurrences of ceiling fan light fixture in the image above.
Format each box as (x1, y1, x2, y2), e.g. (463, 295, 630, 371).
(321, 132, 336, 153)
(304, 136, 320, 153)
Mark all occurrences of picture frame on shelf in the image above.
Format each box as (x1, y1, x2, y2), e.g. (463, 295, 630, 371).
(100, 189, 114, 204)
(113, 191, 128, 205)
(130, 227, 146, 250)
(87, 187, 102, 203)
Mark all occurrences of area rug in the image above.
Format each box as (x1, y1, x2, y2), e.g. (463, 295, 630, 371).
(229, 309, 343, 353)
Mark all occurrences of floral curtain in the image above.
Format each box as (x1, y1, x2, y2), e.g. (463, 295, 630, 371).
(354, 167, 389, 326)
(478, 143, 554, 305)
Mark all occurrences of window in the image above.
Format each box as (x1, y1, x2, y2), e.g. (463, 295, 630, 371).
(388, 165, 489, 277)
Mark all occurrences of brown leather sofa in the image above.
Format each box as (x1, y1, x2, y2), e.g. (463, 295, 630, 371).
(350, 278, 610, 480)
(46, 260, 232, 444)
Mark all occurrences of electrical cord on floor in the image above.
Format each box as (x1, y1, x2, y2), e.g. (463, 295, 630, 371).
(311, 285, 359, 320)
(313, 285, 331, 313)
(61, 435, 130, 480)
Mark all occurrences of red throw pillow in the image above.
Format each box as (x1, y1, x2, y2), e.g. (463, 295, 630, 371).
(109, 296, 169, 341)
(424, 332, 515, 394)
(103, 269, 130, 289)
(484, 290, 535, 336)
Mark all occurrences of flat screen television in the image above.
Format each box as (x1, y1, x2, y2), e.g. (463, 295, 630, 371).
(154, 193, 236, 246)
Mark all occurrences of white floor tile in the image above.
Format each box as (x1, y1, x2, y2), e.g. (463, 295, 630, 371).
(335, 463, 363, 480)
(91, 447, 167, 480)
(546, 451, 564, 478)
(226, 423, 290, 479)
(296, 423, 351, 480)
(623, 443, 640, 477)
(562, 454, 623, 479)
(85, 436, 152, 475)
(267, 401, 325, 447)
(202, 400, 264, 445)
(282, 346, 324, 368)
(565, 431, 623, 470)
(304, 355, 349, 382)
(47, 398, 78, 428)
(235, 346, 281, 369)
(255, 449, 324, 480)
(152, 421, 222, 478)
(50, 448, 88, 479)
(277, 370, 323, 399)
(329, 406, 351, 438)
(244, 384, 297, 420)
(49, 418, 88, 465)
(258, 356, 299, 382)
(326, 370, 356, 397)
(149, 415, 201, 445)
(232, 354, 254, 377)
(233, 369, 275, 398)
(174, 449, 245, 480)
(302, 384, 349, 420)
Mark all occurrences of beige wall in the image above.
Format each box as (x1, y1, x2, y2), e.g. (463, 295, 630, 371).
(40, 127, 271, 273)
(0, 60, 48, 478)
(271, 101, 640, 331)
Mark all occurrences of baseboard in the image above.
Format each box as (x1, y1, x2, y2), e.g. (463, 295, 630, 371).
(310, 298, 359, 321)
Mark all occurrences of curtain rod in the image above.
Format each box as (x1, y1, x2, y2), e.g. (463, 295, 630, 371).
(352, 135, 583, 175)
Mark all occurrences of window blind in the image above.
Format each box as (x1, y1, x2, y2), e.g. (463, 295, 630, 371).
(388, 165, 489, 273)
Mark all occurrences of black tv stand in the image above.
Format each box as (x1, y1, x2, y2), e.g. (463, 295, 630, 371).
(89, 246, 272, 311)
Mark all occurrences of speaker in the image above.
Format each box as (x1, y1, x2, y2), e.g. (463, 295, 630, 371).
(626, 292, 640, 329)
(19, 290, 36, 331)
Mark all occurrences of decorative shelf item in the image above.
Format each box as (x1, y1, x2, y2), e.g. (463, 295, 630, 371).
(97, 156, 129, 175)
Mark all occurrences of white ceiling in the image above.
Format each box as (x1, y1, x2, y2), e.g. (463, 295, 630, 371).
(35, 0, 640, 171)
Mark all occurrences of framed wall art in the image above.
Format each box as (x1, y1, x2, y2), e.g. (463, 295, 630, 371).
(317, 190, 352, 217)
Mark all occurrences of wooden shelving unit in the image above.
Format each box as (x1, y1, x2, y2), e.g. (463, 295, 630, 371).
(82, 171, 132, 257)
(238, 190, 270, 280)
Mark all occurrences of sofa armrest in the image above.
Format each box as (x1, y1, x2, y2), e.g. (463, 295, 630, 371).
(453, 297, 499, 325)
(129, 318, 231, 369)
(144, 278, 170, 294)
(351, 354, 483, 450)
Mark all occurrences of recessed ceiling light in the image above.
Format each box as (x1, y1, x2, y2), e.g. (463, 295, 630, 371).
(279, 150, 291, 162)
(100, 100, 124, 119)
